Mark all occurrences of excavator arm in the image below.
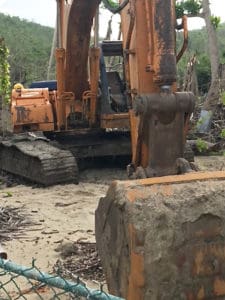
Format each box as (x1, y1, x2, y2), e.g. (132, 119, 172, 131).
(120, 0, 195, 178)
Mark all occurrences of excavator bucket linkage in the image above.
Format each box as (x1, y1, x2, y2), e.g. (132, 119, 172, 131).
(96, 171, 225, 300)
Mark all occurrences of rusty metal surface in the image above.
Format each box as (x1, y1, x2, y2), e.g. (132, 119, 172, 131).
(153, 0, 177, 85)
(120, 0, 195, 177)
(96, 173, 225, 300)
(100, 113, 130, 129)
(11, 88, 54, 132)
(178, 214, 225, 299)
(132, 91, 195, 177)
(129, 170, 225, 187)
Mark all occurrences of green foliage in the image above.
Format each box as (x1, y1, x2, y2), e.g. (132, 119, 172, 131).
(176, 5, 185, 19)
(4, 191, 13, 197)
(175, 0, 202, 18)
(220, 91, 225, 105)
(176, 21, 225, 94)
(196, 138, 208, 153)
(177, 26, 211, 94)
(0, 39, 11, 103)
(102, 0, 127, 13)
(102, 0, 118, 9)
(220, 129, 225, 138)
(0, 13, 54, 87)
(217, 25, 225, 64)
(210, 15, 221, 29)
(222, 51, 225, 62)
(195, 54, 211, 94)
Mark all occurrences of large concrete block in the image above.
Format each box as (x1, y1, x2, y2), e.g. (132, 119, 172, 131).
(96, 172, 225, 300)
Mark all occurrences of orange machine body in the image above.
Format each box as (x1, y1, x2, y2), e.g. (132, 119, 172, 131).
(11, 88, 55, 133)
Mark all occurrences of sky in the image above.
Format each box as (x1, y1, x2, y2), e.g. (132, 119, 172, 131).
(0, 0, 224, 37)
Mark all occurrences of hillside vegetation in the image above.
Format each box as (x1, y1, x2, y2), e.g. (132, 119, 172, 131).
(0, 12, 225, 93)
(0, 13, 54, 87)
(177, 22, 225, 94)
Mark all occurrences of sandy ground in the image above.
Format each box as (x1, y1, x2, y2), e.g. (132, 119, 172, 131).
(0, 156, 224, 298)
(0, 167, 128, 298)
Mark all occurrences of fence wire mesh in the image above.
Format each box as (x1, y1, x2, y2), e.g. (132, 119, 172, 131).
(0, 258, 124, 300)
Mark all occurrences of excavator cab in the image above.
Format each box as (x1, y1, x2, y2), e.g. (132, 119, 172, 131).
(100, 40, 127, 114)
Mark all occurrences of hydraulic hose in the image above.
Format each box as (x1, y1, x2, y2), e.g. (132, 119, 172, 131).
(102, 0, 129, 14)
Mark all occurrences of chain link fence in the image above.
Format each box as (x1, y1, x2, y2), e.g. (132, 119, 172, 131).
(0, 258, 124, 300)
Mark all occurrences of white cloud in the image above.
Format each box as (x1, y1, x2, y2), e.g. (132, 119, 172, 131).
(0, 0, 7, 6)
(0, 0, 56, 27)
(187, 0, 225, 30)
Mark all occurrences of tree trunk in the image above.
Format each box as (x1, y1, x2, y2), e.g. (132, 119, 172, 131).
(105, 16, 112, 40)
(202, 0, 220, 111)
(183, 54, 198, 96)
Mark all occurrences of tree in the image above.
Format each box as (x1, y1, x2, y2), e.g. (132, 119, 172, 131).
(201, 0, 220, 111)
(176, 0, 221, 132)
(176, 0, 202, 18)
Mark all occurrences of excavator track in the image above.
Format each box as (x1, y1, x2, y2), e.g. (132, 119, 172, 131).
(0, 135, 78, 185)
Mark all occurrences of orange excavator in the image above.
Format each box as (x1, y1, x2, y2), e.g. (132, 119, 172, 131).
(1, 0, 225, 298)
(0, 0, 194, 185)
